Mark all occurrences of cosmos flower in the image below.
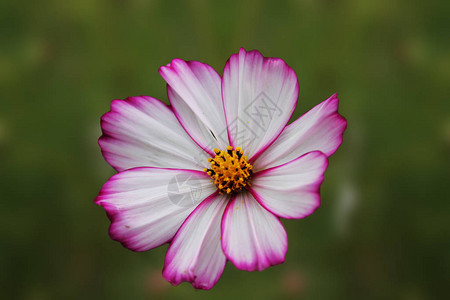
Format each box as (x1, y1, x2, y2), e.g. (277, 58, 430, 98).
(95, 48, 347, 289)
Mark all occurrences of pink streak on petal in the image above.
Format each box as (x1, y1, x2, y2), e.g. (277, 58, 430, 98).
(163, 192, 228, 290)
(95, 167, 216, 252)
(221, 192, 288, 271)
(250, 151, 328, 219)
(254, 93, 347, 170)
(221, 48, 299, 160)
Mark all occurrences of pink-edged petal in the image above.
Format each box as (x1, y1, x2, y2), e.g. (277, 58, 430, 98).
(163, 193, 229, 290)
(221, 192, 288, 271)
(250, 151, 328, 219)
(167, 87, 220, 156)
(222, 48, 299, 160)
(99, 96, 209, 172)
(95, 167, 217, 252)
(160, 60, 229, 154)
(254, 94, 347, 170)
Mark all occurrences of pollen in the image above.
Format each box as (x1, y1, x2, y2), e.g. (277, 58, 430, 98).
(204, 146, 253, 194)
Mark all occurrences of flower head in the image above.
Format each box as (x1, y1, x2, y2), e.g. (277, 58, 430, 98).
(95, 48, 347, 289)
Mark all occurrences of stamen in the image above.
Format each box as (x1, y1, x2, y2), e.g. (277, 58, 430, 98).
(204, 146, 253, 194)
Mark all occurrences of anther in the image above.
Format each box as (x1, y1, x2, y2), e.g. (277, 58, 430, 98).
(203, 146, 253, 194)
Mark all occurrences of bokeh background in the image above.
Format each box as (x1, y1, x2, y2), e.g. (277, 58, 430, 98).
(1, 0, 449, 299)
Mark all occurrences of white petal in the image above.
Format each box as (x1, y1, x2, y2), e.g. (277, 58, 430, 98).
(221, 192, 288, 271)
(251, 151, 328, 219)
(95, 167, 217, 251)
(222, 48, 298, 160)
(254, 94, 347, 170)
(99, 96, 209, 172)
(163, 193, 229, 290)
(160, 60, 229, 153)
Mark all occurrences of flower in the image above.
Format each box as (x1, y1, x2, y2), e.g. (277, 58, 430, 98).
(95, 48, 347, 290)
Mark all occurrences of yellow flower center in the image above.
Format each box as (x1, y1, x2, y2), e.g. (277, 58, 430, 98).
(203, 146, 253, 194)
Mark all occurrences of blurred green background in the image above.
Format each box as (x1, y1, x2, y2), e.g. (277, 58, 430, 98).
(1, 0, 449, 299)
